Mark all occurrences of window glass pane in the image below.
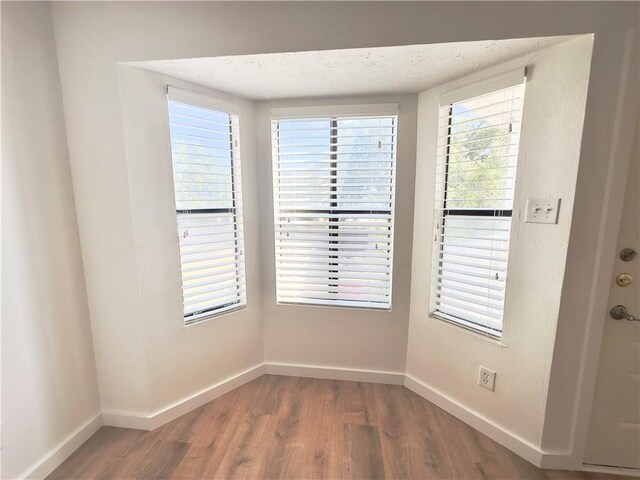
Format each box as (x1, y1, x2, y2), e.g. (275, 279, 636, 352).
(336, 117, 394, 211)
(273, 119, 332, 208)
(169, 101, 234, 211)
(442, 85, 523, 211)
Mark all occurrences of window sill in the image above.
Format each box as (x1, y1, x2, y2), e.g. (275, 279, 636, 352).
(276, 300, 393, 314)
(430, 311, 503, 344)
(184, 304, 247, 327)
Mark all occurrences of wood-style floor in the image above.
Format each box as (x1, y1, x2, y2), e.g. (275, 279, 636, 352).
(49, 375, 632, 480)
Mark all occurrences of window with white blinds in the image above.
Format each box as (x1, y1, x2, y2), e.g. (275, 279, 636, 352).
(271, 106, 398, 309)
(167, 89, 246, 325)
(430, 69, 526, 337)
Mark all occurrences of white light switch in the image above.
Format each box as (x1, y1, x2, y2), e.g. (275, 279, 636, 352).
(525, 198, 560, 224)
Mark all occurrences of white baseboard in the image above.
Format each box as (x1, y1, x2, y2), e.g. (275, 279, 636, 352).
(19, 366, 605, 480)
(539, 452, 580, 470)
(101, 409, 155, 431)
(582, 464, 640, 477)
(39, 367, 594, 478)
(404, 374, 545, 467)
(22, 412, 103, 480)
(102, 363, 402, 431)
(103, 364, 265, 431)
(264, 363, 405, 385)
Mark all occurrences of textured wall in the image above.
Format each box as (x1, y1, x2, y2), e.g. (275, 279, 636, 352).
(406, 37, 593, 449)
(116, 66, 264, 414)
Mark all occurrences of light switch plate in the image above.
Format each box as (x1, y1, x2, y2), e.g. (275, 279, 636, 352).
(525, 198, 560, 224)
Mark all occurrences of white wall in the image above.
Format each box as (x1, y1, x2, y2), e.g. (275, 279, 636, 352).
(48, 0, 638, 464)
(256, 95, 417, 374)
(1, 3, 101, 478)
(406, 37, 593, 450)
(540, 29, 639, 465)
(116, 66, 264, 415)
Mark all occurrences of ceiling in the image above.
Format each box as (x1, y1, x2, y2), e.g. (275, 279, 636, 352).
(130, 36, 574, 100)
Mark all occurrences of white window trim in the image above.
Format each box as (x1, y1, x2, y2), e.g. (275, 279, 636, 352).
(167, 85, 241, 116)
(439, 67, 526, 106)
(270, 103, 398, 120)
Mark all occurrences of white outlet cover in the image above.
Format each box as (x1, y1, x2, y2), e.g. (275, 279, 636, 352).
(525, 198, 561, 224)
(478, 366, 496, 392)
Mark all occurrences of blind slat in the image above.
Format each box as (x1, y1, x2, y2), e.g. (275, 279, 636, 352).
(434, 283, 505, 302)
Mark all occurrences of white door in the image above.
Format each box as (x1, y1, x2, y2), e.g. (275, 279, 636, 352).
(584, 124, 640, 470)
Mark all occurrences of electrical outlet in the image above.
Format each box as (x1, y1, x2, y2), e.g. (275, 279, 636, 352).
(478, 366, 496, 392)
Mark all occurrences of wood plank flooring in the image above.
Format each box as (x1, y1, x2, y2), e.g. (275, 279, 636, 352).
(48, 375, 634, 479)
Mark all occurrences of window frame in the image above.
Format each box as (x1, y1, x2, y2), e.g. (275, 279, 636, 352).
(167, 86, 247, 325)
(270, 104, 399, 311)
(429, 69, 527, 339)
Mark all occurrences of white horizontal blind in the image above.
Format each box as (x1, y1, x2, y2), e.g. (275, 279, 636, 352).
(431, 73, 526, 336)
(167, 97, 246, 324)
(272, 112, 398, 309)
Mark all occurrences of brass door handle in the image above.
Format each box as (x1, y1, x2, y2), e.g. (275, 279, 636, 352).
(610, 305, 638, 322)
